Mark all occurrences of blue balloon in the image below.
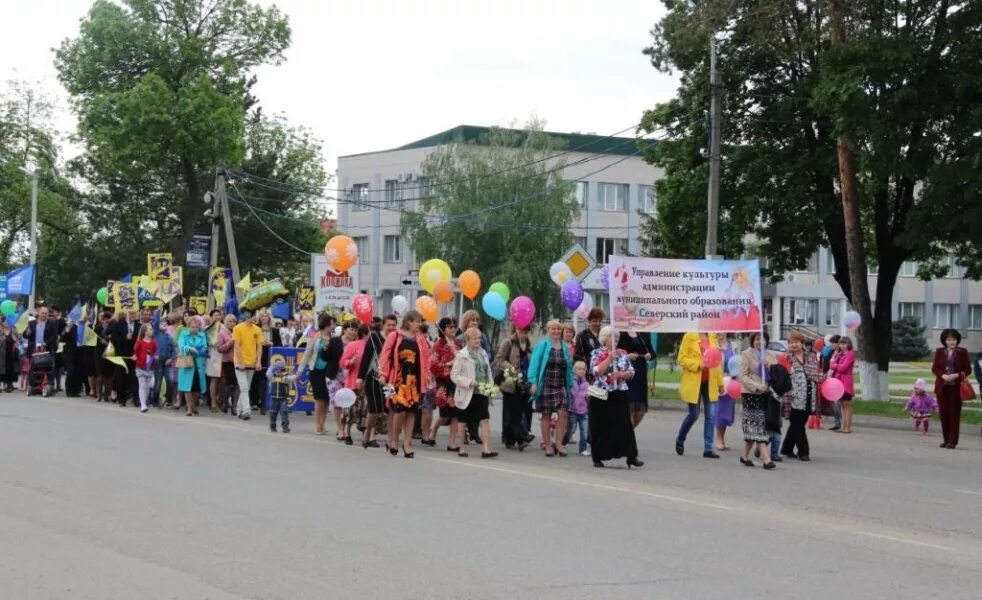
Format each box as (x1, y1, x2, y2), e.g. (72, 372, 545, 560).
(481, 291, 507, 321)
(727, 355, 741, 376)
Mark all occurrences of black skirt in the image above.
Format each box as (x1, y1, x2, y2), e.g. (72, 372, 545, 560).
(589, 390, 638, 461)
(309, 368, 329, 402)
(458, 393, 490, 425)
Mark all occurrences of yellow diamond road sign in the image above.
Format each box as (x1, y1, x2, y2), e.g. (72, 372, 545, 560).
(561, 243, 596, 282)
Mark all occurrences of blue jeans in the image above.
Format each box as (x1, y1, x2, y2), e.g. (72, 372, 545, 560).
(565, 412, 589, 453)
(151, 363, 173, 406)
(269, 397, 290, 430)
(770, 431, 782, 457)
(676, 383, 716, 453)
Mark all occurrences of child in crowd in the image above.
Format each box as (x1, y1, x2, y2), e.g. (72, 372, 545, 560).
(267, 357, 295, 433)
(19, 340, 30, 391)
(133, 324, 158, 413)
(904, 378, 938, 436)
(566, 360, 590, 456)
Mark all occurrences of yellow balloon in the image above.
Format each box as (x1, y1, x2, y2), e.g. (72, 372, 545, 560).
(418, 259, 452, 294)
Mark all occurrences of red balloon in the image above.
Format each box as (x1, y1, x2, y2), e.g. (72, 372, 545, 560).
(725, 378, 742, 399)
(352, 293, 374, 324)
(814, 339, 825, 352)
(703, 347, 722, 369)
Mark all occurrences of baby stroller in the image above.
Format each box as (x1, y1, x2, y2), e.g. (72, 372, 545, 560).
(28, 351, 55, 397)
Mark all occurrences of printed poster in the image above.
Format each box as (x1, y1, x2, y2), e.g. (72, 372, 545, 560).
(310, 254, 359, 314)
(148, 253, 173, 282)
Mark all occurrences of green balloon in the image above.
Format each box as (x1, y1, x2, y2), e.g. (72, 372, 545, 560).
(0, 300, 15, 316)
(96, 287, 109, 306)
(489, 282, 510, 303)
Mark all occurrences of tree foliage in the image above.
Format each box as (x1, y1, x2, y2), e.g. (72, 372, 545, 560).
(401, 124, 580, 330)
(640, 0, 982, 373)
(890, 316, 930, 361)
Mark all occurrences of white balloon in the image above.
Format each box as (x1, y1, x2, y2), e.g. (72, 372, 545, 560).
(333, 387, 357, 408)
(574, 293, 594, 319)
(549, 261, 573, 286)
(391, 295, 408, 315)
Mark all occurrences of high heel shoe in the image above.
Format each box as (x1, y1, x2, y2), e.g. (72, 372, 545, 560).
(740, 457, 755, 467)
(593, 460, 604, 468)
(626, 457, 644, 469)
(344, 436, 353, 446)
(553, 443, 568, 457)
(388, 446, 398, 456)
(403, 448, 415, 459)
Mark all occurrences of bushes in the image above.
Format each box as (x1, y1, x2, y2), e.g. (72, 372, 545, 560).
(891, 316, 930, 361)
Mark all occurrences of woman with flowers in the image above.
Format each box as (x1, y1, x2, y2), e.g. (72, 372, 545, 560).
(450, 327, 498, 458)
(493, 324, 533, 450)
(589, 326, 642, 469)
(426, 316, 462, 449)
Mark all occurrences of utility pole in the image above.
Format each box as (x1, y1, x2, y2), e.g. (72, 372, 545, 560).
(215, 170, 242, 287)
(19, 166, 38, 309)
(705, 35, 722, 260)
(206, 172, 222, 311)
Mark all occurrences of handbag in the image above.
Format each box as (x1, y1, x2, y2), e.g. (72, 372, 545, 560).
(175, 354, 194, 369)
(587, 384, 608, 401)
(960, 380, 977, 401)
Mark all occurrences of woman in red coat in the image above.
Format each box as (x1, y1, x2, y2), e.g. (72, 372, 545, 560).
(930, 329, 971, 449)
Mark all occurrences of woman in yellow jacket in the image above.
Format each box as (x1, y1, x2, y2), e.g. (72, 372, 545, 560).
(674, 331, 724, 458)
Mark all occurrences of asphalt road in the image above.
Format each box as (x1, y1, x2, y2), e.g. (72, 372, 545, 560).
(2, 392, 981, 600)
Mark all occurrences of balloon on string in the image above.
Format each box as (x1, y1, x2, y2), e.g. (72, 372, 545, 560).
(324, 235, 358, 272)
(843, 310, 862, 330)
(481, 291, 507, 321)
(488, 282, 510, 303)
(458, 270, 481, 300)
(549, 261, 573, 286)
(814, 338, 825, 352)
(509, 296, 536, 329)
(599, 264, 610, 290)
(352, 293, 374, 324)
(415, 296, 438, 323)
(574, 293, 594, 320)
(726, 355, 741, 376)
(333, 387, 357, 409)
(391, 295, 408, 316)
(703, 347, 722, 369)
(96, 287, 109, 306)
(0, 300, 15, 316)
(433, 280, 454, 304)
(560, 279, 584, 311)
(419, 259, 452, 294)
(822, 377, 845, 401)
(725, 378, 742, 399)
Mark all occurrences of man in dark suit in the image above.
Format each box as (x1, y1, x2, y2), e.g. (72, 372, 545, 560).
(109, 310, 139, 406)
(25, 307, 60, 395)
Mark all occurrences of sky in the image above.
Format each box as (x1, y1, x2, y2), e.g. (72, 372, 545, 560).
(0, 0, 679, 174)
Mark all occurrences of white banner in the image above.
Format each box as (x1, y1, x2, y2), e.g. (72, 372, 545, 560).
(607, 255, 763, 333)
(310, 254, 360, 313)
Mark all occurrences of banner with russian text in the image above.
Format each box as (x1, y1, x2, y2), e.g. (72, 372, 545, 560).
(607, 255, 762, 333)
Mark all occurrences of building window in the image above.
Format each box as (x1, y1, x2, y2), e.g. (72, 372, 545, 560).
(969, 305, 982, 330)
(898, 302, 924, 325)
(573, 236, 587, 251)
(570, 181, 588, 207)
(593, 292, 610, 317)
(899, 261, 918, 277)
(639, 185, 656, 214)
(419, 177, 432, 198)
(350, 183, 369, 211)
(796, 252, 818, 273)
(763, 298, 773, 324)
(597, 183, 628, 212)
(826, 299, 841, 326)
(596, 238, 627, 264)
(942, 255, 966, 279)
(383, 235, 402, 263)
(934, 303, 958, 329)
(868, 264, 879, 275)
(384, 180, 400, 203)
(784, 298, 818, 326)
(354, 236, 369, 265)
(825, 248, 836, 274)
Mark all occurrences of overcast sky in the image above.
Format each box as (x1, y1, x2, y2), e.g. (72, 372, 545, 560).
(1, 0, 678, 174)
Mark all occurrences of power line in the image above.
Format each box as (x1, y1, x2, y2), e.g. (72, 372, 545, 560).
(227, 179, 320, 255)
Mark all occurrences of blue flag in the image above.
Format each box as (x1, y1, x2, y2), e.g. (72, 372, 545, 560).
(271, 297, 291, 322)
(121, 273, 133, 283)
(7, 264, 35, 296)
(76, 322, 86, 346)
(67, 301, 82, 323)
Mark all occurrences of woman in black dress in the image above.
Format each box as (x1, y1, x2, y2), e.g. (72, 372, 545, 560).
(738, 332, 777, 469)
(617, 328, 653, 428)
(589, 326, 642, 469)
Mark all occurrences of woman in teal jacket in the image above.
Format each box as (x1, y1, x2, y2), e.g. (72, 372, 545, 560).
(528, 319, 574, 457)
(177, 316, 208, 416)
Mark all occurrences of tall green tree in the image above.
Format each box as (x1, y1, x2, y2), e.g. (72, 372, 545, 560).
(401, 124, 580, 333)
(640, 0, 981, 399)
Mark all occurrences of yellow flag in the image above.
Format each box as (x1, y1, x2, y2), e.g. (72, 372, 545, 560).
(235, 273, 251, 291)
(83, 327, 99, 347)
(106, 356, 128, 373)
(15, 311, 31, 335)
(206, 321, 219, 345)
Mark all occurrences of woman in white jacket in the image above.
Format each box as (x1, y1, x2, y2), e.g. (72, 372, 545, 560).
(451, 327, 498, 459)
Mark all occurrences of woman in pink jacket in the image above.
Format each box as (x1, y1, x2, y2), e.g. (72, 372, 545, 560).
(828, 336, 856, 433)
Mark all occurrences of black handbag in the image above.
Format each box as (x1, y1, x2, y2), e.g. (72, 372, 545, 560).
(765, 392, 783, 434)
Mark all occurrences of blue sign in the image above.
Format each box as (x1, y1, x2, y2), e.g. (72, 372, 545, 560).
(264, 346, 315, 413)
(7, 264, 34, 296)
(186, 234, 211, 268)
(0, 273, 7, 301)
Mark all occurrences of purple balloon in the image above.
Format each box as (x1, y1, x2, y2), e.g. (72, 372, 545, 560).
(599, 265, 610, 290)
(560, 279, 584, 310)
(509, 296, 536, 329)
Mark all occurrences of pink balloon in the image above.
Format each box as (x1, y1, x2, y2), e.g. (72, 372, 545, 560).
(822, 377, 845, 402)
(703, 347, 722, 369)
(509, 296, 536, 329)
(725, 378, 742, 399)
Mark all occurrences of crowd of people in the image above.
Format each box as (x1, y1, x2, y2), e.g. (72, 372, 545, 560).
(13, 300, 981, 467)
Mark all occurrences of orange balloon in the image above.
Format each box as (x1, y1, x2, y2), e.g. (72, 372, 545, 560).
(458, 270, 481, 300)
(415, 296, 438, 323)
(433, 280, 454, 304)
(324, 235, 357, 273)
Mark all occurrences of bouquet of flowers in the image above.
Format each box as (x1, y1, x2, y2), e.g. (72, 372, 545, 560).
(478, 381, 500, 399)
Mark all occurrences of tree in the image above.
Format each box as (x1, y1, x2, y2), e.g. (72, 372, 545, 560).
(640, 0, 981, 399)
(54, 0, 292, 268)
(891, 316, 929, 361)
(401, 124, 580, 335)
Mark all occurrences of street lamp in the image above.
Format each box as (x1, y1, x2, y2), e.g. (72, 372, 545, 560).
(19, 164, 38, 309)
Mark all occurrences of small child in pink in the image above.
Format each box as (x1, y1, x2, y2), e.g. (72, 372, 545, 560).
(904, 378, 938, 435)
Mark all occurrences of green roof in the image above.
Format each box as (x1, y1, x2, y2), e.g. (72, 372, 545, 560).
(339, 125, 649, 159)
